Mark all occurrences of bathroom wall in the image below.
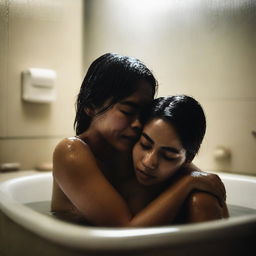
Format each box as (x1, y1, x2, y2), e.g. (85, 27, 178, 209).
(0, 0, 84, 170)
(84, 0, 256, 175)
(0, 0, 255, 176)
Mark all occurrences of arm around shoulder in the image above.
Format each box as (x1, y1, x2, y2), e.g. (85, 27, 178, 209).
(52, 138, 132, 226)
(52, 140, 228, 227)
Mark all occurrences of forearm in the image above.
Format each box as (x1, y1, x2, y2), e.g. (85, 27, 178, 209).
(127, 176, 192, 227)
(124, 166, 226, 227)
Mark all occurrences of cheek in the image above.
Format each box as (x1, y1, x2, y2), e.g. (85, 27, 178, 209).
(111, 113, 130, 131)
(161, 161, 184, 179)
(132, 144, 142, 163)
(101, 113, 129, 132)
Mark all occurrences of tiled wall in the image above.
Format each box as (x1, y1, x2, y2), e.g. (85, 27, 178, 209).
(84, 0, 256, 175)
(0, 0, 84, 170)
(0, 0, 255, 176)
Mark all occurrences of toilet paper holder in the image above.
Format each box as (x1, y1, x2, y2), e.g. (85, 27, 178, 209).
(22, 68, 57, 103)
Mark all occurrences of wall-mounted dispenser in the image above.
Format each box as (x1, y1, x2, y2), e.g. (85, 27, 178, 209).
(22, 68, 57, 103)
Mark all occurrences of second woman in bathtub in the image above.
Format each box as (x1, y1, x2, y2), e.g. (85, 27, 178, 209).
(124, 95, 229, 225)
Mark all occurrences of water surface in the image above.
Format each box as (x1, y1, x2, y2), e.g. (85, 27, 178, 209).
(25, 201, 256, 224)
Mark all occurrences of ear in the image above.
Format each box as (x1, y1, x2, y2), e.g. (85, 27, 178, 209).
(84, 107, 95, 117)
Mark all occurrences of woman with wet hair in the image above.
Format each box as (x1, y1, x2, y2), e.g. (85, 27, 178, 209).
(132, 95, 229, 224)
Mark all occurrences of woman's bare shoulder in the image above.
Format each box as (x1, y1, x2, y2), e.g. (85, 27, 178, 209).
(54, 137, 90, 156)
(53, 137, 95, 175)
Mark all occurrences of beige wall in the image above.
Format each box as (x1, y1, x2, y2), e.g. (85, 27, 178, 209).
(84, 0, 256, 175)
(0, 0, 255, 175)
(0, 0, 84, 170)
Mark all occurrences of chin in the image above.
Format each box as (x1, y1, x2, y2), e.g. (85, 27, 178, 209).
(116, 144, 133, 153)
(137, 177, 156, 186)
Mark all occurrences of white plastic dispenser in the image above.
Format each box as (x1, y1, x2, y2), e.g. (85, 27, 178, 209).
(22, 68, 57, 103)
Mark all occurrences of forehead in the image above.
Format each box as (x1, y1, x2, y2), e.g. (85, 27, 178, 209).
(120, 81, 153, 108)
(143, 119, 184, 148)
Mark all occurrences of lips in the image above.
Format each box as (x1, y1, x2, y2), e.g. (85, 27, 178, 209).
(136, 168, 155, 180)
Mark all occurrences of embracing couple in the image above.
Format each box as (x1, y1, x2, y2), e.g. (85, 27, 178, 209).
(51, 53, 229, 226)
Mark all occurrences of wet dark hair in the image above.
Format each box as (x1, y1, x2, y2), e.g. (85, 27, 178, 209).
(74, 53, 158, 135)
(142, 95, 206, 162)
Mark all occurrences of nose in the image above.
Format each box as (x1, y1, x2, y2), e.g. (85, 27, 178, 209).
(142, 151, 158, 170)
(131, 116, 142, 132)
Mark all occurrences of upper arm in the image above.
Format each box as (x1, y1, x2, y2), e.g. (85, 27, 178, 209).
(185, 191, 229, 223)
(52, 139, 131, 226)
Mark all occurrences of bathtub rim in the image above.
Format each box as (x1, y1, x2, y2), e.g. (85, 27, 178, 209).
(1, 172, 256, 251)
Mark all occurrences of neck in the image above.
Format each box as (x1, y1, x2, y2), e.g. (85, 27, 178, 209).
(79, 130, 115, 163)
(78, 129, 133, 180)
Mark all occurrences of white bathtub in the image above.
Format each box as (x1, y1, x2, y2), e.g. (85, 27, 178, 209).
(0, 171, 256, 256)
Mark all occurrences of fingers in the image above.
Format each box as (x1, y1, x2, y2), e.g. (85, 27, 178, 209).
(187, 169, 227, 207)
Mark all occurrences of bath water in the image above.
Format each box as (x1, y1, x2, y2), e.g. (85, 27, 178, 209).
(26, 201, 52, 216)
(26, 201, 256, 221)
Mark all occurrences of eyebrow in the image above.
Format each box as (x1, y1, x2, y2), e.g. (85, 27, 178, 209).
(141, 132, 180, 154)
(120, 101, 141, 109)
(142, 132, 154, 144)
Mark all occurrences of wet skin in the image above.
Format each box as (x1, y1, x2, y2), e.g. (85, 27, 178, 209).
(51, 81, 156, 225)
(132, 118, 229, 222)
(133, 119, 187, 186)
(80, 80, 153, 154)
(52, 81, 228, 226)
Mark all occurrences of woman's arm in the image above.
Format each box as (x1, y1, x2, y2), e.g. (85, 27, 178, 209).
(127, 166, 226, 227)
(53, 139, 226, 227)
(184, 191, 229, 223)
(53, 138, 132, 226)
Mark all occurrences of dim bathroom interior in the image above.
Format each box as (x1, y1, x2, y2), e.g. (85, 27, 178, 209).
(0, 0, 255, 255)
